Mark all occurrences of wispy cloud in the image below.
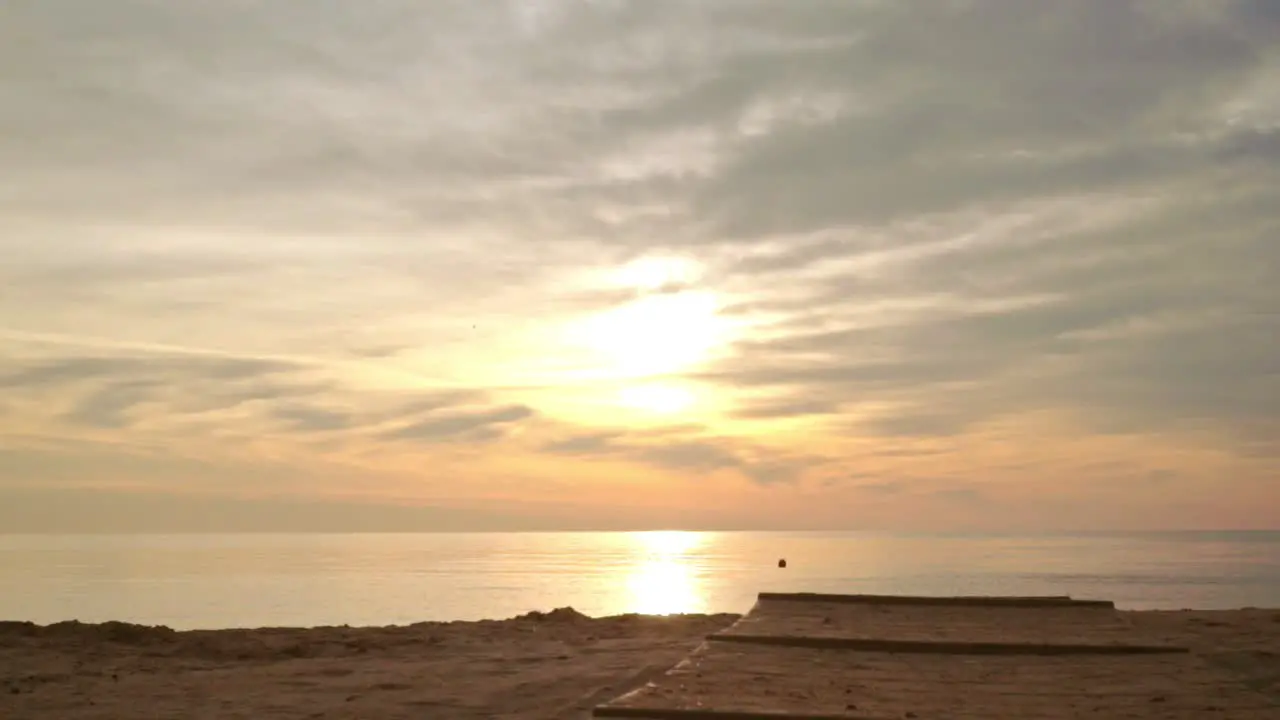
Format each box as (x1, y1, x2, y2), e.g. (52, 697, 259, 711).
(1, 0, 1276, 530)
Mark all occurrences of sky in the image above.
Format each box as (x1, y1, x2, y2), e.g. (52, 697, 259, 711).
(1, 0, 1277, 532)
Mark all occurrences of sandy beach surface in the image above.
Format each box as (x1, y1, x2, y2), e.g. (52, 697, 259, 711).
(1, 607, 1277, 719)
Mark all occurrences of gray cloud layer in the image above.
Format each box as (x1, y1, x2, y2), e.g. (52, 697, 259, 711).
(1, 1, 1277, 527)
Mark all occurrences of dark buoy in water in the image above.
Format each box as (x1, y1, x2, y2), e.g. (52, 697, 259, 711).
(777, 558, 787, 568)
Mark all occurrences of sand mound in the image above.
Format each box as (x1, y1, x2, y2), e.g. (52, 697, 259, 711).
(514, 606, 590, 623)
(0, 620, 177, 645)
(0, 621, 40, 638)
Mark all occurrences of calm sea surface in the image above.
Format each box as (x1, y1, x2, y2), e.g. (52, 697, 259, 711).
(1, 531, 1277, 630)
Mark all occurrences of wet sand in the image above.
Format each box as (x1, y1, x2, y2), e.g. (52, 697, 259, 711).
(1, 607, 1277, 719)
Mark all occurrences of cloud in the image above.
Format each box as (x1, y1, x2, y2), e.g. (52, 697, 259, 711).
(0, 485, 574, 533)
(0, 351, 530, 465)
(270, 404, 352, 433)
(61, 380, 160, 429)
(1, 1, 1277, 529)
(381, 405, 535, 444)
(731, 398, 841, 421)
(0, 355, 294, 389)
(930, 488, 987, 506)
(540, 432, 620, 455)
(698, 179, 1278, 439)
(0, 354, 319, 431)
(854, 481, 907, 496)
(539, 427, 815, 485)
(628, 441, 743, 473)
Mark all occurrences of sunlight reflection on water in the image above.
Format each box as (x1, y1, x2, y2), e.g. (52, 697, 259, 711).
(623, 531, 707, 615)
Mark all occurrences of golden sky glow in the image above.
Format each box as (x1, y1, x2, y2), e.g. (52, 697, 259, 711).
(1, 1, 1278, 532)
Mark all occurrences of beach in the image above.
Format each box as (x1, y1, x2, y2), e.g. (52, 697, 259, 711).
(0, 609, 734, 720)
(1, 607, 1278, 719)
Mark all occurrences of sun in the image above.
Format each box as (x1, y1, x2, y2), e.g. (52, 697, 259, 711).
(559, 254, 734, 380)
(547, 255, 739, 420)
(587, 292, 724, 376)
(568, 290, 730, 379)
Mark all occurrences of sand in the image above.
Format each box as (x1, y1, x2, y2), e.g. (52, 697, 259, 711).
(1, 608, 1277, 720)
(0, 608, 736, 720)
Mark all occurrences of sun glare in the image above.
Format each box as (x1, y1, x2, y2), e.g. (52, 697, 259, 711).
(634, 530, 703, 556)
(623, 531, 706, 614)
(626, 559, 702, 615)
(549, 255, 739, 422)
(574, 291, 728, 377)
(612, 255, 701, 291)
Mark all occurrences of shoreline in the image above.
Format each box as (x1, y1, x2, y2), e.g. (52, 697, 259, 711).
(3, 603, 1279, 634)
(3, 608, 1277, 719)
(0, 607, 743, 635)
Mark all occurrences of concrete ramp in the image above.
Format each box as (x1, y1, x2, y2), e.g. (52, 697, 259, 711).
(592, 593, 1278, 720)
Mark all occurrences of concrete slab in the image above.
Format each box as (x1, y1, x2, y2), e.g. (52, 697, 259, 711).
(593, 594, 1278, 720)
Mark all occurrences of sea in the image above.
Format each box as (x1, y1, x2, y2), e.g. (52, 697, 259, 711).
(1, 531, 1277, 630)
